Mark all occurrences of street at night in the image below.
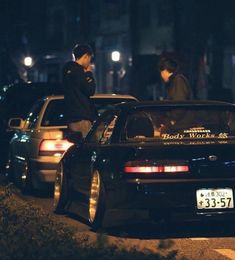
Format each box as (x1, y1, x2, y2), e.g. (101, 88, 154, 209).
(2, 1, 235, 259)
(10, 185, 235, 260)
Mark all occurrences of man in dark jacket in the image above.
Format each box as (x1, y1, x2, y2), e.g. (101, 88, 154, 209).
(159, 57, 192, 100)
(63, 44, 96, 137)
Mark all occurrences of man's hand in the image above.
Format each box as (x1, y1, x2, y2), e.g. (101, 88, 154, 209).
(85, 64, 94, 72)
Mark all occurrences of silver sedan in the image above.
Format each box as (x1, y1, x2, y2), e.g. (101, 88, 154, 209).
(6, 94, 137, 193)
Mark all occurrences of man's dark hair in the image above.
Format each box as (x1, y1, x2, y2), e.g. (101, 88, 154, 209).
(73, 44, 93, 60)
(159, 57, 179, 73)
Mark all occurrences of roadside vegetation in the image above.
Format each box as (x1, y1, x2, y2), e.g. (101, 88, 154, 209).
(0, 176, 182, 259)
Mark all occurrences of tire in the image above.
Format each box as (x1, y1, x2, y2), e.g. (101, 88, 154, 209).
(53, 162, 68, 214)
(5, 155, 14, 182)
(21, 160, 33, 194)
(89, 170, 105, 230)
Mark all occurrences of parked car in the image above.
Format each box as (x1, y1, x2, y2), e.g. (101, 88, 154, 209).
(0, 82, 63, 172)
(53, 100, 235, 229)
(6, 94, 137, 193)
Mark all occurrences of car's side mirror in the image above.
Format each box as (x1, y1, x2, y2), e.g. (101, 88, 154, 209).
(8, 118, 25, 129)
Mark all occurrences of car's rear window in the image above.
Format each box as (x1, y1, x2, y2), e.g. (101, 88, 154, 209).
(41, 98, 136, 127)
(91, 98, 136, 115)
(122, 106, 235, 142)
(41, 99, 66, 127)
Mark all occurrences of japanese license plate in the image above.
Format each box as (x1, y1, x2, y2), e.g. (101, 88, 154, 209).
(196, 188, 234, 209)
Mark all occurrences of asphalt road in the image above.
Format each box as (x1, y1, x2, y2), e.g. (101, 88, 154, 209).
(14, 186, 235, 260)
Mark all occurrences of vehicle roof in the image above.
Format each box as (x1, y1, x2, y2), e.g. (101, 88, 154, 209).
(44, 94, 138, 101)
(91, 93, 138, 100)
(114, 100, 235, 110)
(40, 96, 234, 108)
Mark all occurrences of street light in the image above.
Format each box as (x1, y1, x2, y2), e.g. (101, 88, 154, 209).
(24, 56, 33, 67)
(111, 51, 121, 62)
(23, 56, 33, 82)
(111, 51, 121, 92)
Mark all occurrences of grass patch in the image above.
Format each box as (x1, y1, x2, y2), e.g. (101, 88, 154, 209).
(0, 181, 181, 259)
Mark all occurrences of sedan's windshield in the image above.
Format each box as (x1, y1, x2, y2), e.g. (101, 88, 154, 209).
(122, 106, 235, 142)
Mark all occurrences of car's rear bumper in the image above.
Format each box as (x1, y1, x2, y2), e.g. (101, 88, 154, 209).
(105, 178, 235, 221)
(30, 156, 61, 183)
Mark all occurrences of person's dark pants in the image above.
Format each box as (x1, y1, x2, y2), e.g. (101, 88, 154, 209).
(68, 120, 92, 138)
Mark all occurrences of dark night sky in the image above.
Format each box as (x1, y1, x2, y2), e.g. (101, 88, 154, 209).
(1, 0, 235, 100)
(1, 0, 235, 54)
(0, 1, 47, 51)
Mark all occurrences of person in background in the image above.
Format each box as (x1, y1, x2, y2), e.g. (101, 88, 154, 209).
(159, 56, 192, 100)
(62, 43, 96, 138)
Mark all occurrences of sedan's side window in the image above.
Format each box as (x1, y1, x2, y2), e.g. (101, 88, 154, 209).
(24, 100, 45, 129)
(89, 122, 106, 143)
(100, 116, 118, 144)
(87, 112, 118, 144)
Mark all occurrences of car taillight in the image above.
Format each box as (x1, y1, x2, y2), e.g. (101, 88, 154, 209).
(124, 161, 189, 174)
(39, 139, 74, 156)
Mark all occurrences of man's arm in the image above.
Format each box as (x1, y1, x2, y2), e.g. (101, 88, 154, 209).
(83, 71, 96, 96)
(74, 67, 96, 97)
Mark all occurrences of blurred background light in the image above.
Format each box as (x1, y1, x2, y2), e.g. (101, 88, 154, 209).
(24, 56, 33, 67)
(111, 51, 121, 62)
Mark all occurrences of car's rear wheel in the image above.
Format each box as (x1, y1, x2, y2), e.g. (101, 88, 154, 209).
(53, 162, 68, 214)
(89, 170, 105, 230)
(21, 160, 32, 194)
(5, 154, 14, 182)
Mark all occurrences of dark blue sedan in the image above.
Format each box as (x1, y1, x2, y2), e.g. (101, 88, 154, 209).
(53, 100, 235, 229)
